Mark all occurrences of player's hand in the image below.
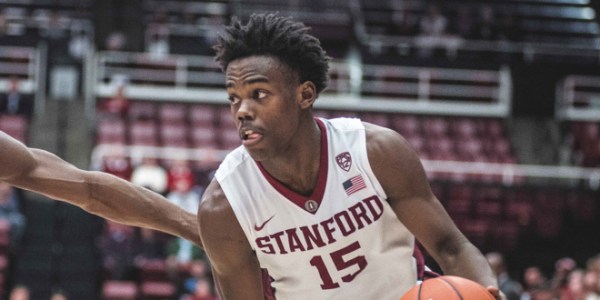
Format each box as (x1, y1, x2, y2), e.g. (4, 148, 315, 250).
(486, 286, 507, 300)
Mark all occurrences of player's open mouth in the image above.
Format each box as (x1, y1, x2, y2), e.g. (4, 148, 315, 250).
(241, 129, 263, 146)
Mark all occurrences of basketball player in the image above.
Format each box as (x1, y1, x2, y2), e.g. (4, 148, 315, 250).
(0, 131, 201, 247)
(198, 13, 504, 300)
(0, 129, 431, 299)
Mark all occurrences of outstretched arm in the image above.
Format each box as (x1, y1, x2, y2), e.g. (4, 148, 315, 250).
(0, 131, 202, 247)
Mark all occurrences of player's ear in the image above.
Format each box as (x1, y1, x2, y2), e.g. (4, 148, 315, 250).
(297, 81, 316, 109)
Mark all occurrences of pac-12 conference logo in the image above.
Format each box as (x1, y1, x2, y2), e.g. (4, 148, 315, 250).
(335, 152, 352, 172)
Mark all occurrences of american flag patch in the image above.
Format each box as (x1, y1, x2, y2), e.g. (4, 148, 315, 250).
(343, 175, 366, 196)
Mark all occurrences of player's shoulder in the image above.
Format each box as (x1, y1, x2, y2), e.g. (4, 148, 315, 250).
(214, 146, 252, 181)
(323, 117, 364, 132)
(362, 122, 417, 164)
(198, 180, 233, 225)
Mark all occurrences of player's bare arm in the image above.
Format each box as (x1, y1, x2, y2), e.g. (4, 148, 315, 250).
(198, 180, 264, 300)
(363, 123, 502, 298)
(0, 131, 202, 247)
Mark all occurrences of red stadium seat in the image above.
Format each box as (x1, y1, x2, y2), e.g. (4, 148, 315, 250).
(128, 102, 157, 121)
(0, 115, 28, 142)
(219, 127, 241, 150)
(137, 259, 169, 282)
(483, 119, 504, 138)
(160, 124, 189, 148)
(140, 281, 176, 299)
(97, 118, 127, 145)
(360, 112, 390, 127)
(456, 219, 489, 246)
(159, 103, 187, 125)
(102, 280, 138, 300)
(490, 221, 520, 251)
(129, 120, 158, 146)
(451, 118, 479, 139)
(217, 106, 236, 129)
(426, 137, 457, 161)
(422, 117, 448, 138)
(190, 126, 218, 148)
(189, 105, 215, 127)
(455, 137, 484, 162)
(390, 115, 421, 137)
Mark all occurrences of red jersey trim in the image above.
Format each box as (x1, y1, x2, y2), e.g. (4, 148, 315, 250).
(256, 118, 329, 214)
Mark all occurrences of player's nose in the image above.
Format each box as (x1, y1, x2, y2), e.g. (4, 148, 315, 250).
(236, 99, 255, 121)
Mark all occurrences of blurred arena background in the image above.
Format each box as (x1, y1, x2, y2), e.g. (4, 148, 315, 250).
(0, 0, 600, 299)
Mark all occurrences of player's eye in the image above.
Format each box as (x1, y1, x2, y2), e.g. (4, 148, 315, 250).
(253, 90, 267, 100)
(228, 95, 241, 105)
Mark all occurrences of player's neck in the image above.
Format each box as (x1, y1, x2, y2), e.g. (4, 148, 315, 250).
(260, 118, 322, 196)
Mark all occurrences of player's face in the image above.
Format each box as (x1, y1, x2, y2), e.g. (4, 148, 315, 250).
(225, 55, 303, 160)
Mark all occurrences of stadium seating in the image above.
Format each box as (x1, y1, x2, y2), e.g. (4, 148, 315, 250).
(102, 280, 138, 300)
(0, 114, 28, 142)
(3, 0, 597, 298)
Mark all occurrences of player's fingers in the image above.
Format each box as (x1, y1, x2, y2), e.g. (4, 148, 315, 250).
(486, 286, 505, 300)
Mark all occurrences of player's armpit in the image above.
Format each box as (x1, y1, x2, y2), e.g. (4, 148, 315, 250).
(198, 180, 264, 300)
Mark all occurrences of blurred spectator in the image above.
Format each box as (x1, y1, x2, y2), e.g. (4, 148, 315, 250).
(166, 178, 200, 223)
(100, 146, 132, 181)
(0, 12, 7, 37)
(182, 11, 198, 26)
(522, 266, 550, 300)
(105, 31, 127, 52)
(584, 272, 600, 299)
(131, 156, 168, 195)
(8, 285, 29, 300)
(167, 160, 196, 192)
(181, 260, 216, 300)
(449, 5, 474, 38)
(182, 277, 216, 300)
(200, 15, 225, 54)
(99, 84, 129, 119)
(50, 289, 68, 300)
(146, 29, 170, 60)
(390, 3, 417, 36)
(584, 270, 600, 299)
(0, 182, 26, 252)
(486, 252, 523, 300)
(39, 11, 68, 40)
(146, 9, 170, 59)
(135, 228, 166, 262)
(419, 4, 448, 38)
(415, 4, 461, 58)
(100, 221, 138, 280)
(40, 11, 70, 64)
(551, 257, 577, 291)
(69, 28, 92, 62)
(166, 178, 201, 264)
(562, 269, 585, 300)
(471, 5, 498, 40)
(0, 76, 33, 118)
(587, 254, 600, 274)
(497, 10, 521, 42)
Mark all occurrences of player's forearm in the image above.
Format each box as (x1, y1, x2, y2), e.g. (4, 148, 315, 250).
(81, 171, 202, 247)
(435, 240, 498, 288)
(4, 147, 202, 247)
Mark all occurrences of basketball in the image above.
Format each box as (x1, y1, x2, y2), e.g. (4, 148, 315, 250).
(400, 276, 495, 300)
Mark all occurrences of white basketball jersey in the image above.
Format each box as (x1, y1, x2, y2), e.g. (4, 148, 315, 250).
(215, 118, 416, 300)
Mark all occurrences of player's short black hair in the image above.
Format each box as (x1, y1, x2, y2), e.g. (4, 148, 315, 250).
(214, 13, 330, 94)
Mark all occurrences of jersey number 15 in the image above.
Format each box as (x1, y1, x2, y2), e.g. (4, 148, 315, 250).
(309, 241, 368, 290)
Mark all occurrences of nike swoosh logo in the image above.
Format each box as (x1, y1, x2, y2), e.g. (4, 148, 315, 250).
(254, 215, 275, 231)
